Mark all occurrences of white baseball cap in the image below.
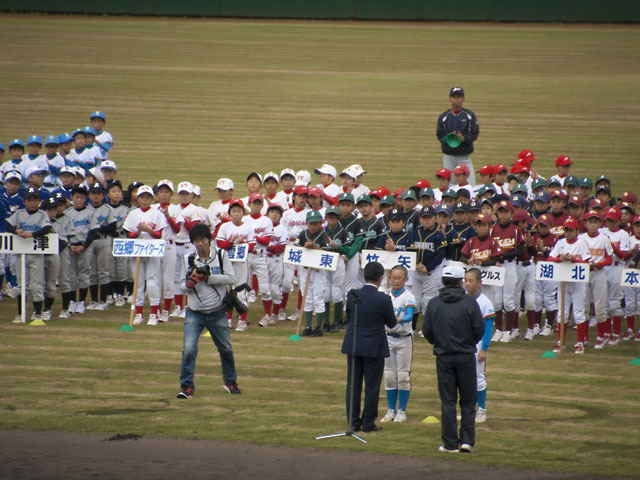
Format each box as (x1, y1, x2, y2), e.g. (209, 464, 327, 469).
(314, 164, 337, 178)
(73, 166, 86, 178)
(177, 181, 194, 194)
(339, 166, 357, 179)
(442, 265, 465, 279)
(4, 171, 22, 182)
(137, 185, 154, 196)
(100, 160, 117, 170)
(88, 167, 104, 184)
(193, 185, 201, 196)
(216, 178, 234, 191)
(263, 171, 279, 183)
(157, 179, 174, 192)
(25, 165, 48, 178)
(349, 164, 367, 176)
(295, 170, 311, 186)
(280, 168, 295, 179)
(60, 166, 75, 175)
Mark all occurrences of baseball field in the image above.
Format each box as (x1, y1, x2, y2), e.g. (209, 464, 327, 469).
(0, 14, 639, 479)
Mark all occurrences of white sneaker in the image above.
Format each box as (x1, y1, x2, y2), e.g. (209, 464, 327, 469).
(41, 310, 52, 321)
(133, 314, 144, 325)
(277, 310, 287, 322)
(147, 314, 158, 326)
(58, 310, 70, 319)
(235, 320, 248, 331)
(459, 443, 473, 453)
(491, 329, 502, 342)
(178, 309, 186, 318)
(12, 315, 22, 323)
(510, 328, 520, 340)
(499, 330, 511, 343)
(438, 445, 459, 453)
(524, 329, 534, 341)
(247, 291, 256, 303)
(380, 409, 395, 423)
(533, 324, 541, 335)
(393, 409, 407, 423)
(170, 306, 182, 317)
(30, 312, 36, 320)
(69, 301, 77, 313)
(476, 407, 487, 423)
(10, 287, 20, 298)
(159, 310, 170, 323)
(95, 302, 108, 311)
(115, 295, 126, 307)
(269, 314, 278, 325)
(86, 301, 98, 310)
(539, 324, 553, 336)
(106, 295, 115, 305)
(258, 315, 272, 327)
(287, 308, 300, 321)
(75, 301, 86, 314)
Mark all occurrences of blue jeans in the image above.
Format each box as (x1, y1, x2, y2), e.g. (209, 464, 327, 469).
(179, 307, 237, 389)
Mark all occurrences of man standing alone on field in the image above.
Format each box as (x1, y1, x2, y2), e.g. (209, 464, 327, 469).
(422, 265, 484, 453)
(437, 87, 480, 186)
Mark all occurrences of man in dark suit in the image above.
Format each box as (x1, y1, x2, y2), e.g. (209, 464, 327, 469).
(342, 261, 397, 432)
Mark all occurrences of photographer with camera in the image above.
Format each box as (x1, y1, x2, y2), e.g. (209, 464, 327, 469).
(177, 223, 242, 399)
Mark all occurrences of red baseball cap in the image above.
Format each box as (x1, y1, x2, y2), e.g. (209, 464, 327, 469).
(496, 200, 514, 211)
(453, 165, 469, 176)
(589, 198, 604, 210)
(568, 195, 585, 207)
(518, 149, 535, 164)
(476, 165, 494, 176)
(604, 206, 622, 221)
(555, 155, 572, 167)
(307, 186, 323, 198)
(510, 164, 530, 175)
(618, 202, 636, 213)
(563, 217, 580, 230)
(393, 187, 405, 199)
(618, 191, 638, 204)
(377, 186, 391, 197)
(549, 189, 565, 200)
(512, 210, 531, 223)
(228, 198, 245, 211)
(292, 185, 309, 196)
(514, 157, 531, 169)
(436, 168, 451, 179)
(494, 164, 508, 173)
(632, 215, 640, 224)
(248, 192, 264, 203)
(475, 213, 491, 224)
(415, 179, 431, 189)
(537, 214, 552, 227)
(584, 210, 602, 221)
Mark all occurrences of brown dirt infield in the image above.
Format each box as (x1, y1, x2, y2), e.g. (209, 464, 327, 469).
(0, 429, 610, 480)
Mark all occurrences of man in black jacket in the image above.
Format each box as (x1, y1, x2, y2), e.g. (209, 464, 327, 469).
(342, 261, 397, 432)
(423, 265, 484, 453)
(436, 87, 480, 186)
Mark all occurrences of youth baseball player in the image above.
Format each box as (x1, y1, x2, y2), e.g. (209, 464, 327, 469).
(90, 111, 114, 160)
(380, 265, 416, 424)
(531, 214, 558, 336)
(266, 204, 288, 321)
(624, 216, 640, 341)
(65, 186, 94, 314)
(106, 181, 130, 307)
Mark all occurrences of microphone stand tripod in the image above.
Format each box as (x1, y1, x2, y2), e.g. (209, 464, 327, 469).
(316, 289, 367, 444)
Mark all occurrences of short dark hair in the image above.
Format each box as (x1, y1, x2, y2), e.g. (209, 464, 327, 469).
(442, 276, 461, 287)
(189, 223, 212, 243)
(364, 261, 385, 283)
(466, 268, 482, 282)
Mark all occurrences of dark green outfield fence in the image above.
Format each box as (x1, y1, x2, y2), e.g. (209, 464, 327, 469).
(2, 0, 639, 22)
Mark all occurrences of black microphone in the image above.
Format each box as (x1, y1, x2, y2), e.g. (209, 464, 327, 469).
(349, 288, 361, 304)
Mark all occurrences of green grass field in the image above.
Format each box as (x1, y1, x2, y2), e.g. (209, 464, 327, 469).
(1, 15, 640, 478)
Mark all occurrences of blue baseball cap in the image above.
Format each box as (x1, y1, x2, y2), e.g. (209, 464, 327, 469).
(27, 135, 42, 145)
(58, 133, 73, 144)
(420, 206, 436, 217)
(44, 135, 59, 146)
(510, 194, 527, 208)
(534, 191, 549, 203)
(436, 204, 452, 216)
(81, 126, 97, 136)
(388, 208, 404, 221)
(90, 111, 106, 120)
(0, 143, 4, 151)
(72, 129, 85, 138)
(9, 138, 24, 149)
(24, 187, 40, 200)
(453, 202, 468, 213)
(468, 201, 481, 212)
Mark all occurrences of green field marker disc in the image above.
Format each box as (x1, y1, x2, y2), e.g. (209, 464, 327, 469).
(29, 319, 46, 326)
(119, 324, 135, 332)
(541, 350, 558, 358)
(629, 358, 640, 366)
(288, 334, 302, 341)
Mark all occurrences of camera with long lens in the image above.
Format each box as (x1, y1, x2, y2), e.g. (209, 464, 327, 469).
(223, 283, 251, 315)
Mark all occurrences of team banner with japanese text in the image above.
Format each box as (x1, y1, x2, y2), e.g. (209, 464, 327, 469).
(360, 250, 417, 272)
(620, 268, 640, 289)
(448, 261, 505, 286)
(283, 245, 339, 271)
(536, 261, 590, 283)
(0, 233, 59, 254)
(112, 239, 166, 257)
(227, 243, 249, 263)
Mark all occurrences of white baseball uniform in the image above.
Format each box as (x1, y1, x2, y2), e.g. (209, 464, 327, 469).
(244, 213, 274, 301)
(266, 221, 288, 307)
(216, 220, 253, 307)
(600, 227, 629, 318)
(624, 234, 640, 319)
(318, 182, 341, 209)
(579, 231, 613, 324)
(261, 192, 289, 215)
(474, 292, 495, 392)
(95, 130, 114, 160)
(152, 203, 184, 304)
(384, 288, 416, 392)
(280, 207, 309, 293)
(173, 202, 204, 296)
